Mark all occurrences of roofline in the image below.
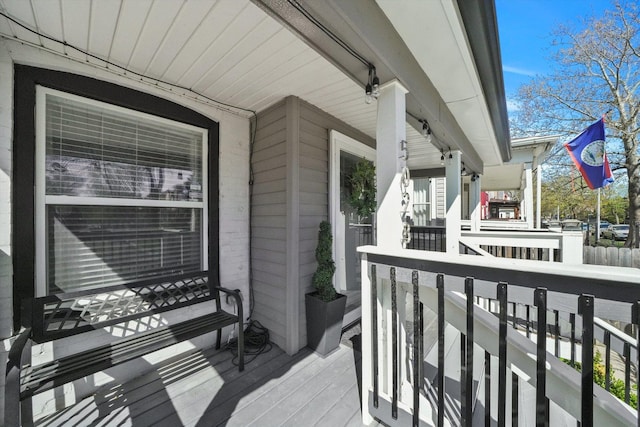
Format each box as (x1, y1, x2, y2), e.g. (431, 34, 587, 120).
(510, 135, 562, 148)
(456, 0, 511, 162)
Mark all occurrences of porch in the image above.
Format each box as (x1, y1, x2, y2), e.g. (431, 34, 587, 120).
(31, 328, 369, 427)
(29, 240, 640, 427)
(359, 245, 640, 426)
(2, 1, 631, 425)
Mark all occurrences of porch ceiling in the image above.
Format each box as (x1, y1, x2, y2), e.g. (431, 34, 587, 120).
(482, 163, 524, 191)
(0, 0, 506, 173)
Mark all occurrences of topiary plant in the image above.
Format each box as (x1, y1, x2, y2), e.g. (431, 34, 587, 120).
(312, 221, 337, 302)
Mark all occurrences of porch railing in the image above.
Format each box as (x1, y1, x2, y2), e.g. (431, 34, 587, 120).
(359, 246, 639, 426)
(407, 226, 446, 252)
(409, 227, 583, 263)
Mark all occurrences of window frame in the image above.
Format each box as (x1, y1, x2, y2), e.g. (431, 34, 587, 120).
(34, 86, 209, 296)
(13, 65, 220, 330)
(412, 177, 433, 226)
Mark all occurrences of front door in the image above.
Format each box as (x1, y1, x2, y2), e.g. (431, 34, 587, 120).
(329, 130, 375, 293)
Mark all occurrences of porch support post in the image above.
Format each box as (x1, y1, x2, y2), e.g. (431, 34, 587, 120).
(469, 175, 482, 232)
(536, 165, 542, 229)
(524, 163, 534, 229)
(375, 79, 408, 250)
(445, 150, 462, 253)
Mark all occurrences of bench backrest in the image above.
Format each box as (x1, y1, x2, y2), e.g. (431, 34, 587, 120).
(25, 271, 218, 342)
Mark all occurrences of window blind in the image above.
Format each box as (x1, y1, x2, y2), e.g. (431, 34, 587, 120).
(42, 91, 206, 294)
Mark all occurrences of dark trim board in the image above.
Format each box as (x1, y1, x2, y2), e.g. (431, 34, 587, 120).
(11, 64, 220, 331)
(410, 168, 446, 179)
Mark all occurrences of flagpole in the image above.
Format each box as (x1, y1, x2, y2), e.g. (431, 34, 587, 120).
(596, 188, 601, 242)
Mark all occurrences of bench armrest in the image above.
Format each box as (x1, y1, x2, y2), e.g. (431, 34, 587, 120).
(5, 327, 32, 426)
(216, 287, 243, 319)
(215, 287, 244, 370)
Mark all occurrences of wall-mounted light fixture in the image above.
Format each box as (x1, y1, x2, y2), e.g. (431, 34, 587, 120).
(365, 65, 380, 104)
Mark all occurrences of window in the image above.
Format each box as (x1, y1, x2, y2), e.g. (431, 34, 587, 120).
(412, 178, 432, 226)
(36, 87, 208, 295)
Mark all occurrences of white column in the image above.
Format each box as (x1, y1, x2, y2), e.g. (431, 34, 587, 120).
(375, 79, 408, 250)
(360, 253, 374, 424)
(524, 163, 534, 229)
(561, 232, 584, 264)
(536, 165, 542, 229)
(445, 150, 462, 253)
(469, 175, 482, 232)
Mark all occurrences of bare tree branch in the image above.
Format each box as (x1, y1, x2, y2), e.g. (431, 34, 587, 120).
(510, 1, 640, 246)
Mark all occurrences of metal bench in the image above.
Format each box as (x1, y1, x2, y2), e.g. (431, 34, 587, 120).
(5, 271, 244, 425)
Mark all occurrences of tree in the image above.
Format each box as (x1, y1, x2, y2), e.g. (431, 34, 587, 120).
(513, 1, 640, 247)
(540, 175, 597, 220)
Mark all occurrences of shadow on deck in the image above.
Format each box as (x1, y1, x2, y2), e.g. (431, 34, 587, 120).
(34, 326, 368, 427)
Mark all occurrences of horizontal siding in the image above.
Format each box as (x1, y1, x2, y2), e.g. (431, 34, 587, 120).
(251, 96, 376, 354)
(252, 259, 286, 277)
(251, 246, 286, 265)
(297, 98, 375, 348)
(252, 237, 286, 253)
(298, 179, 326, 194)
(251, 215, 286, 229)
(299, 129, 327, 151)
(250, 226, 286, 241)
(251, 100, 288, 352)
(254, 113, 286, 140)
(253, 271, 288, 295)
(251, 179, 286, 196)
(300, 215, 327, 229)
(252, 192, 286, 206)
(299, 139, 325, 159)
(299, 155, 326, 172)
(252, 140, 286, 163)
(252, 203, 286, 217)
(252, 153, 287, 174)
(253, 165, 286, 183)
(299, 167, 326, 184)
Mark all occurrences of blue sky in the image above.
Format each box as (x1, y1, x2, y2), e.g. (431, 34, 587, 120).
(496, 0, 613, 107)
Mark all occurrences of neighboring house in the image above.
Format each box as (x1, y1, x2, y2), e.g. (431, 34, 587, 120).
(475, 135, 556, 228)
(411, 135, 555, 231)
(2, 1, 624, 425)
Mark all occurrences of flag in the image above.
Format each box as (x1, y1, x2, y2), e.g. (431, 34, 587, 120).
(564, 118, 614, 190)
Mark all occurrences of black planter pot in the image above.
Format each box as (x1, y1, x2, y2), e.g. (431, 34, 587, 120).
(305, 292, 347, 356)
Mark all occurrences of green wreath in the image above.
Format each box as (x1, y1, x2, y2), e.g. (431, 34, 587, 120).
(348, 158, 376, 218)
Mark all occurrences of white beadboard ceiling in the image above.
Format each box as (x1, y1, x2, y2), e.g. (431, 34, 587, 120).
(0, 0, 504, 176)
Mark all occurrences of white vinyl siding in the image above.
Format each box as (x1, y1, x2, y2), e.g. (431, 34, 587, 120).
(35, 87, 208, 295)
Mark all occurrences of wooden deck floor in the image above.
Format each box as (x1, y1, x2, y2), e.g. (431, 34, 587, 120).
(34, 330, 368, 427)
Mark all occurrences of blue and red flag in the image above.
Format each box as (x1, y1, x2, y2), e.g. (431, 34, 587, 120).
(564, 118, 614, 190)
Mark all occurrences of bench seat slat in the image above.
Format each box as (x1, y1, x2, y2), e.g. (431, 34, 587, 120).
(20, 311, 238, 399)
(23, 312, 233, 381)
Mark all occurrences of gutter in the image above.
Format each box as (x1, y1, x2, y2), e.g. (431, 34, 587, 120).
(456, 0, 512, 162)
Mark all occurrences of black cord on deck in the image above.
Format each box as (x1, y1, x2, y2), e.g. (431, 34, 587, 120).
(225, 320, 272, 366)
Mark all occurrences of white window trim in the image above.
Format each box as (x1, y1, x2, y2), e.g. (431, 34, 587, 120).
(35, 86, 209, 296)
(329, 130, 375, 292)
(411, 177, 432, 226)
